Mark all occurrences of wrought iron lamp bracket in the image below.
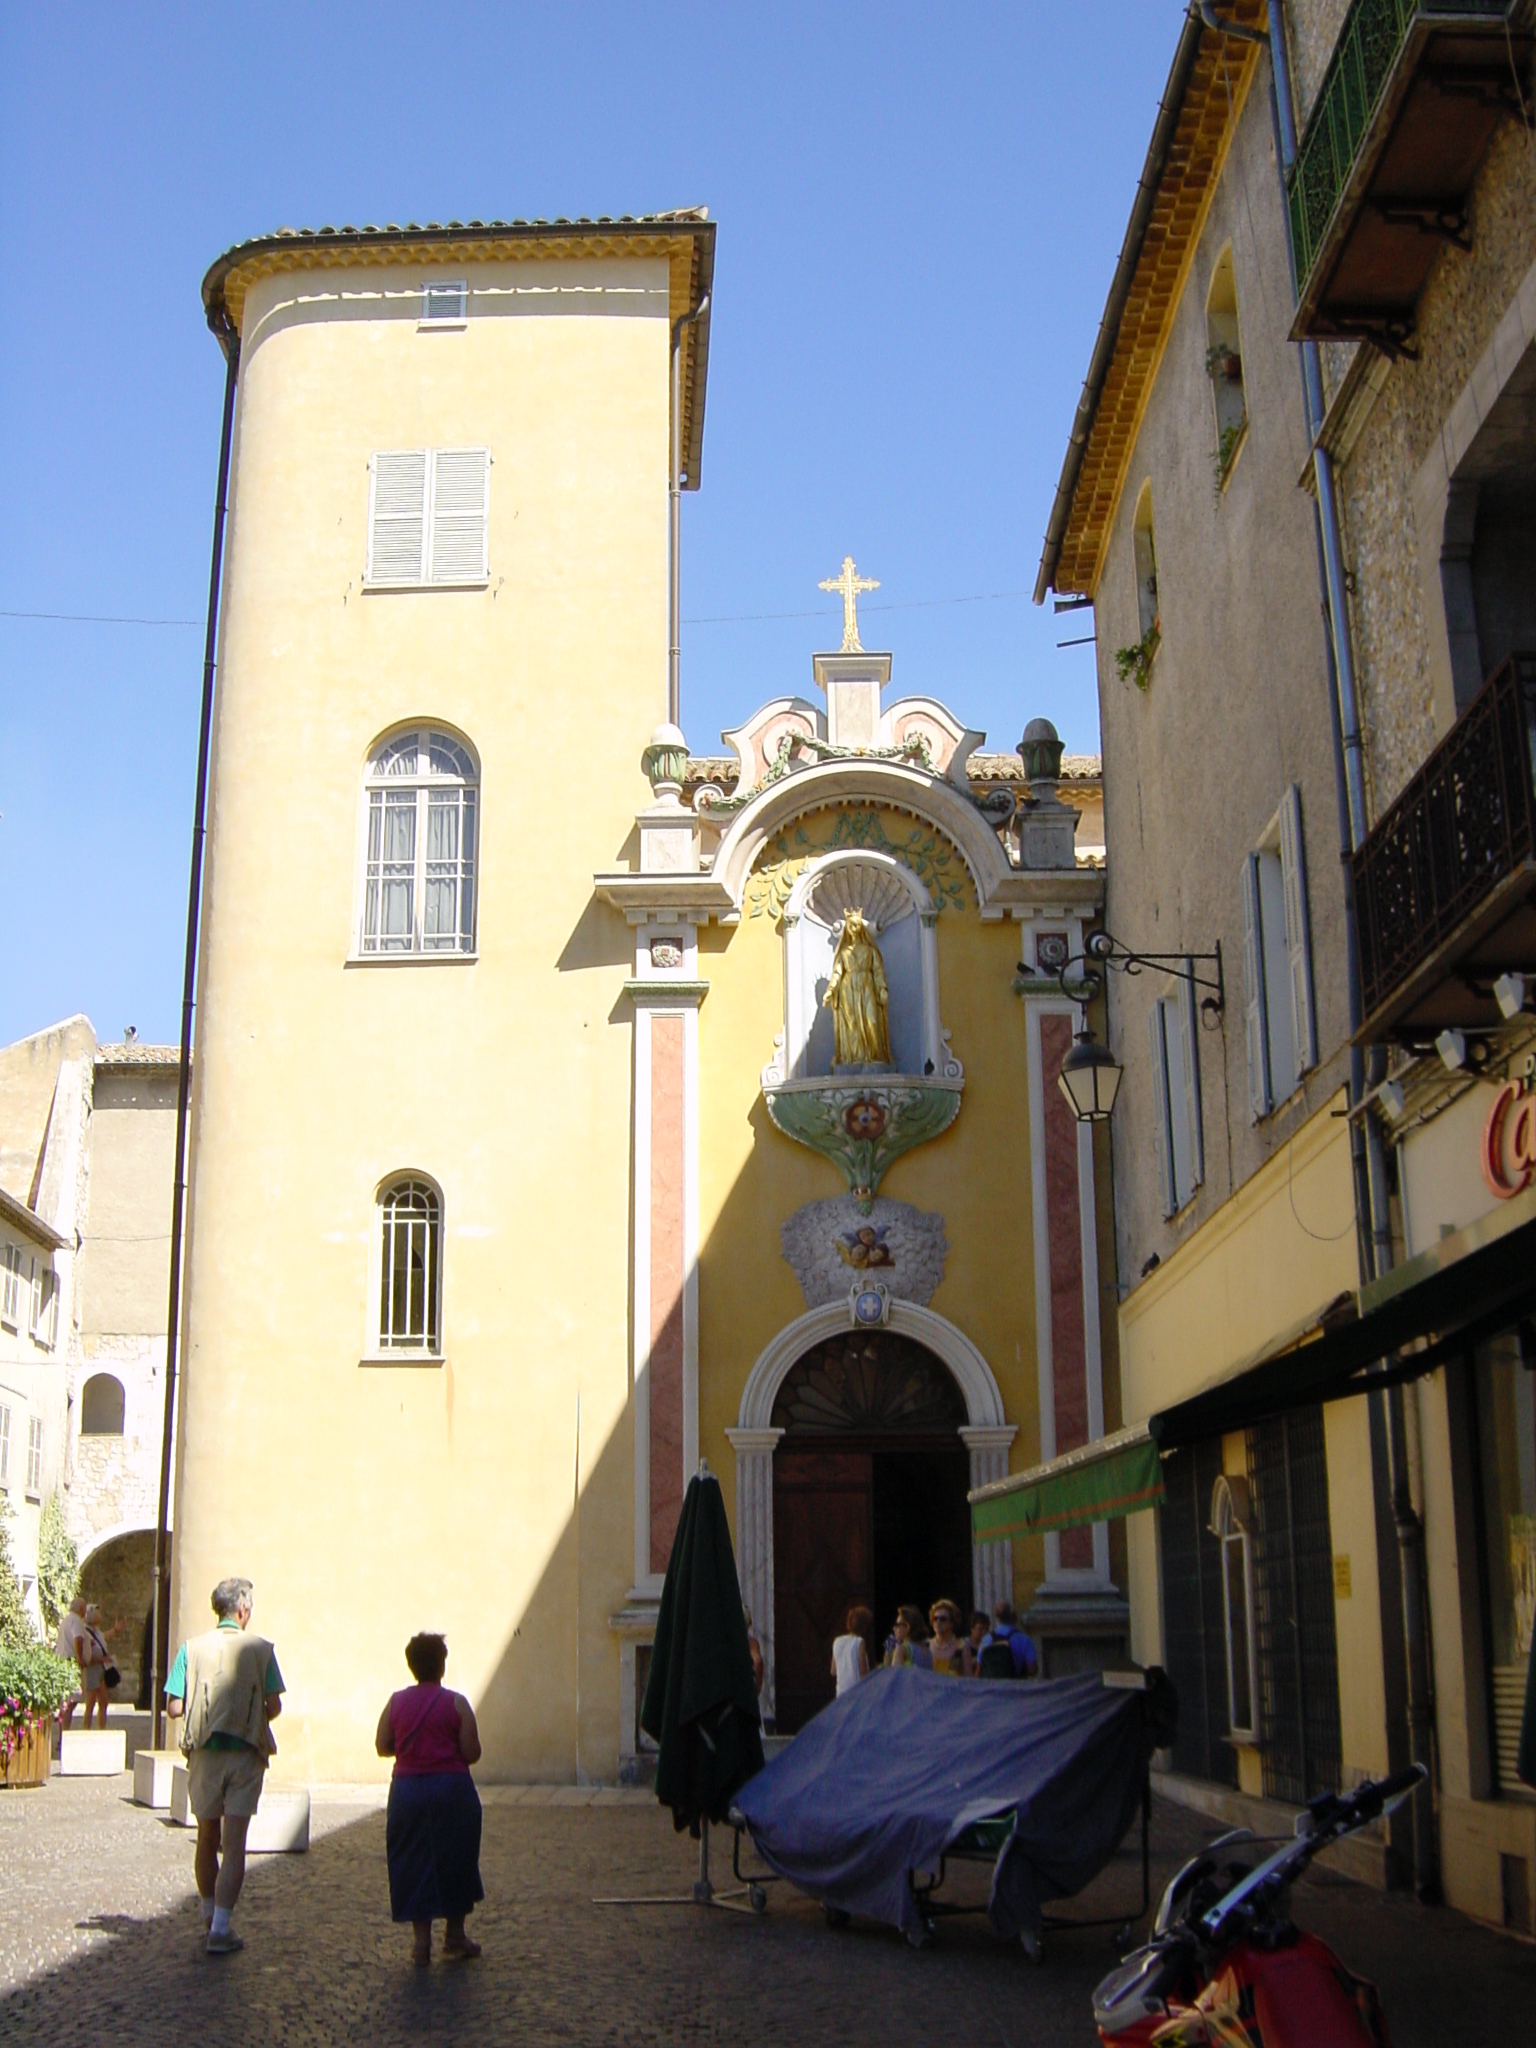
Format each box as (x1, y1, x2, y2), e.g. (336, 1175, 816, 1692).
(1047, 930, 1226, 1027)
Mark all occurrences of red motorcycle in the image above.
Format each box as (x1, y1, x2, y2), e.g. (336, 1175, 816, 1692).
(1092, 1765, 1425, 2046)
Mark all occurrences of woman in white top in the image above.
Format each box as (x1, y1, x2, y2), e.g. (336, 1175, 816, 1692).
(830, 1605, 872, 1697)
(55, 1596, 89, 1730)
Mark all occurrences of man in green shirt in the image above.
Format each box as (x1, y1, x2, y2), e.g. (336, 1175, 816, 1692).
(165, 1576, 284, 1957)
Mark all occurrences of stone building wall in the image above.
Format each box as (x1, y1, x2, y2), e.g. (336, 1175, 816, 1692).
(1333, 120, 1536, 815)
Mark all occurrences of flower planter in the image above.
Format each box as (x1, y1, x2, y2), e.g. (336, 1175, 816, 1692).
(1, 1713, 53, 1789)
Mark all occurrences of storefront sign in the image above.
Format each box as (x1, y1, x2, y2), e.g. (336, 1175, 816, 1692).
(1481, 1080, 1536, 1199)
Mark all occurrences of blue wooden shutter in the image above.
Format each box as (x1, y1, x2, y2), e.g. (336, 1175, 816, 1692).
(1241, 853, 1272, 1122)
(1279, 785, 1317, 1073)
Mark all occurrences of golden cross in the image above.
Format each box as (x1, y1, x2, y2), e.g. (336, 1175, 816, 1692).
(819, 555, 880, 652)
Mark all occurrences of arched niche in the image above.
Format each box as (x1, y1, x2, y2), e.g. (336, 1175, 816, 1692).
(767, 851, 956, 1084)
(80, 1374, 126, 1437)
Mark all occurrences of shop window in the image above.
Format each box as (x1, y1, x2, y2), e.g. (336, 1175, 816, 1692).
(1149, 969, 1205, 1216)
(1211, 1474, 1259, 1743)
(81, 1374, 126, 1437)
(1241, 785, 1317, 1121)
(1205, 246, 1247, 490)
(1473, 1328, 1536, 1792)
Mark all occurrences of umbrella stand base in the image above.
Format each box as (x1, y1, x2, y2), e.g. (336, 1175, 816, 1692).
(596, 1821, 768, 1915)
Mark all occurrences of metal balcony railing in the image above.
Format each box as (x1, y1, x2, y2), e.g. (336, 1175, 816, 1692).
(1287, 0, 1517, 319)
(1353, 653, 1536, 1031)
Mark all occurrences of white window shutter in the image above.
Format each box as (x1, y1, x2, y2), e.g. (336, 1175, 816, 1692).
(1149, 1001, 1176, 1218)
(429, 448, 490, 582)
(368, 451, 429, 583)
(1242, 853, 1272, 1122)
(1179, 964, 1205, 1188)
(1279, 784, 1317, 1073)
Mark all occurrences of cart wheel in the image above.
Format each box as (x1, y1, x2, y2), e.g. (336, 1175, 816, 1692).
(749, 1885, 767, 1914)
(1019, 1926, 1042, 1964)
(823, 1903, 850, 1929)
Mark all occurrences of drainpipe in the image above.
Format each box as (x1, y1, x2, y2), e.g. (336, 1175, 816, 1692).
(150, 315, 239, 1751)
(1264, 7, 1436, 1898)
(668, 297, 710, 728)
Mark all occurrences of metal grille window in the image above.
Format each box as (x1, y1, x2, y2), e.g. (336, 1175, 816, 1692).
(378, 1179, 442, 1353)
(360, 730, 478, 956)
(1247, 1408, 1343, 1805)
(26, 1415, 42, 1496)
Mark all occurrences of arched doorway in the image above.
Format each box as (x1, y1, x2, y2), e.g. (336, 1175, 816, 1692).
(771, 1329, 974, 1732)
(77, 1526, 165, 1709)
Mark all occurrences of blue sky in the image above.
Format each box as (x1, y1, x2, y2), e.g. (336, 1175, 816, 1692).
(2, 2, 1184, 1047)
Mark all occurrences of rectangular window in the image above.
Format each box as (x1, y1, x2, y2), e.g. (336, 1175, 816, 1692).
(31, 1266, 57, 1350)
(421, 279, 468, 325)
(1473, 1328, 1536, 1791)
(0, 1403, 10, 1483)
(1241, 785, 1316, 1120)
(0, 1245, 20, 1329)
(1148, 967, 1205, 1216)
(366, 448, 489, 587)
(26, 1415, 42, 1497)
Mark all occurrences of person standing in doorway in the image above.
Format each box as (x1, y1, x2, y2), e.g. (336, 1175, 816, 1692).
(165, 1577, 284, 1957)
(831, 1606, 872, 1696)
(376, 1632, 484, 1966)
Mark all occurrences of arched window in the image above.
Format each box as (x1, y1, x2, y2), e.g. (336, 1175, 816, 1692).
(1132, 483, 1159, 641)
(81, 1374, 126, 1436)
(1211, 1474, 1259, 1742)
(1205, 247, 1247, 489)
(378, 1177, 442, 1353)
(359, 729, 478, 956)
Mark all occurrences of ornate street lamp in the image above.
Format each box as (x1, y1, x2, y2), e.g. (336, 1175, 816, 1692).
(1028, 929, 1226, 1125)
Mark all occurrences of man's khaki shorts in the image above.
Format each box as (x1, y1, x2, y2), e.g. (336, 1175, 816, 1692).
(187, 1745, 267, 1821)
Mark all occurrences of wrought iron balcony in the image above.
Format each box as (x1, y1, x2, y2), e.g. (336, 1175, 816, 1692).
(1287, 1, 1532, 349)
(1353, 653, 1536, 1039)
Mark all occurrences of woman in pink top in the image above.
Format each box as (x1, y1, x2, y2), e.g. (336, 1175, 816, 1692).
(375, 1632, 484, 1966)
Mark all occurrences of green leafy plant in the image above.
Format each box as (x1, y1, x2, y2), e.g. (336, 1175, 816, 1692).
(1214, 419, 1247, 494)
(1115, 624, 1161, 692)
(0, 1497, 37, 1652)
(36, 1495, 78, 1635)
(1205, 341, 1242, 381)
(0, 1641, 77, 1763)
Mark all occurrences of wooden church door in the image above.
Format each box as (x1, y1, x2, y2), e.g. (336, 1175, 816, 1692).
(772, 1447, 873, 1733)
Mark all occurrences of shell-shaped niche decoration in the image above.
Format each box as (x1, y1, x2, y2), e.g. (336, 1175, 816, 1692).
(807, 859, 915, 935)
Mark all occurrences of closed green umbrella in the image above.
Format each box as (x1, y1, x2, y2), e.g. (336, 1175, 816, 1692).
(641, 1464, 764, 1833)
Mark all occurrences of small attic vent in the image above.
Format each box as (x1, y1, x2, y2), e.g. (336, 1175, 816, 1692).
(421, 280, 468, 325)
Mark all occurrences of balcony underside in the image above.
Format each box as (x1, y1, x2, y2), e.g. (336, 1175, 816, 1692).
(1356, 858, 1536, 1040)
(1290, 17, 1532, 349)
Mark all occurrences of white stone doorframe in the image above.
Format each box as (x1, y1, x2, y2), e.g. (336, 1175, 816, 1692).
(727, 1300, 1016, 1724)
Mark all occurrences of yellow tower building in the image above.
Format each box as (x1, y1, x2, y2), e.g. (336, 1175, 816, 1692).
(174, 216, 1114, 1784)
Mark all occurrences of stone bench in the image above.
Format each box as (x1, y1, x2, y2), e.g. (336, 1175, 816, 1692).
(58, 1729, 127, 1776)
(168, 1764, 310, 1851)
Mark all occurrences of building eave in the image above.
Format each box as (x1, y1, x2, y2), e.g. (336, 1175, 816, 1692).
(0, 1183, 68, 1253)
(201, 211, 717, 487)
(1034, 3, 1266, 601)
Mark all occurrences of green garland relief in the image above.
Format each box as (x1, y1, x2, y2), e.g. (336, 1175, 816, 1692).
(745, 809, 968, 924)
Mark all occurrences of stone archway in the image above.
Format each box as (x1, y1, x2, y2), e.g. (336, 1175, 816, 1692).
(727, 1302, 1015, 1726)
(77, 1525, 162, 1708)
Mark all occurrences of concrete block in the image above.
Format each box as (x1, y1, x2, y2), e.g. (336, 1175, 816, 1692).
(58, 1729, 127, 1777)
(247, 1787, 310, 1854)
(170, 1761, 192, 1825)
(132, 1748, 180, 1809)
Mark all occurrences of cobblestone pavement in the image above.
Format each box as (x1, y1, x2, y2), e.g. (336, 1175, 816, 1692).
(3, 1775, 1533, 2045)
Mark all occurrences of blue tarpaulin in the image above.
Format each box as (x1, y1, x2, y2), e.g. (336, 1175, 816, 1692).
(735, 1666, 1157, 1943)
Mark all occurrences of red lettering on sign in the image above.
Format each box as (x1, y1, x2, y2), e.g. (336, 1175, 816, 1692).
(1482, 1079, 1536, 1199)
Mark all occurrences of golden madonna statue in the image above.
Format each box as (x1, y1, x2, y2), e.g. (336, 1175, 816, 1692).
(823, 910, 892, 1066)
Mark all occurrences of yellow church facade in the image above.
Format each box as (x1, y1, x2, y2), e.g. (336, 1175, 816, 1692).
(173, 216, 1116, 1783)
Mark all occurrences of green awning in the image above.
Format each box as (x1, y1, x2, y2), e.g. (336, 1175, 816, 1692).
(970, 1424, 1163, 1542)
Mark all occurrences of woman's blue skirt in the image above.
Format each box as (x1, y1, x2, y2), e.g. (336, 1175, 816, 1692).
(386, 1771, 484, 1922)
